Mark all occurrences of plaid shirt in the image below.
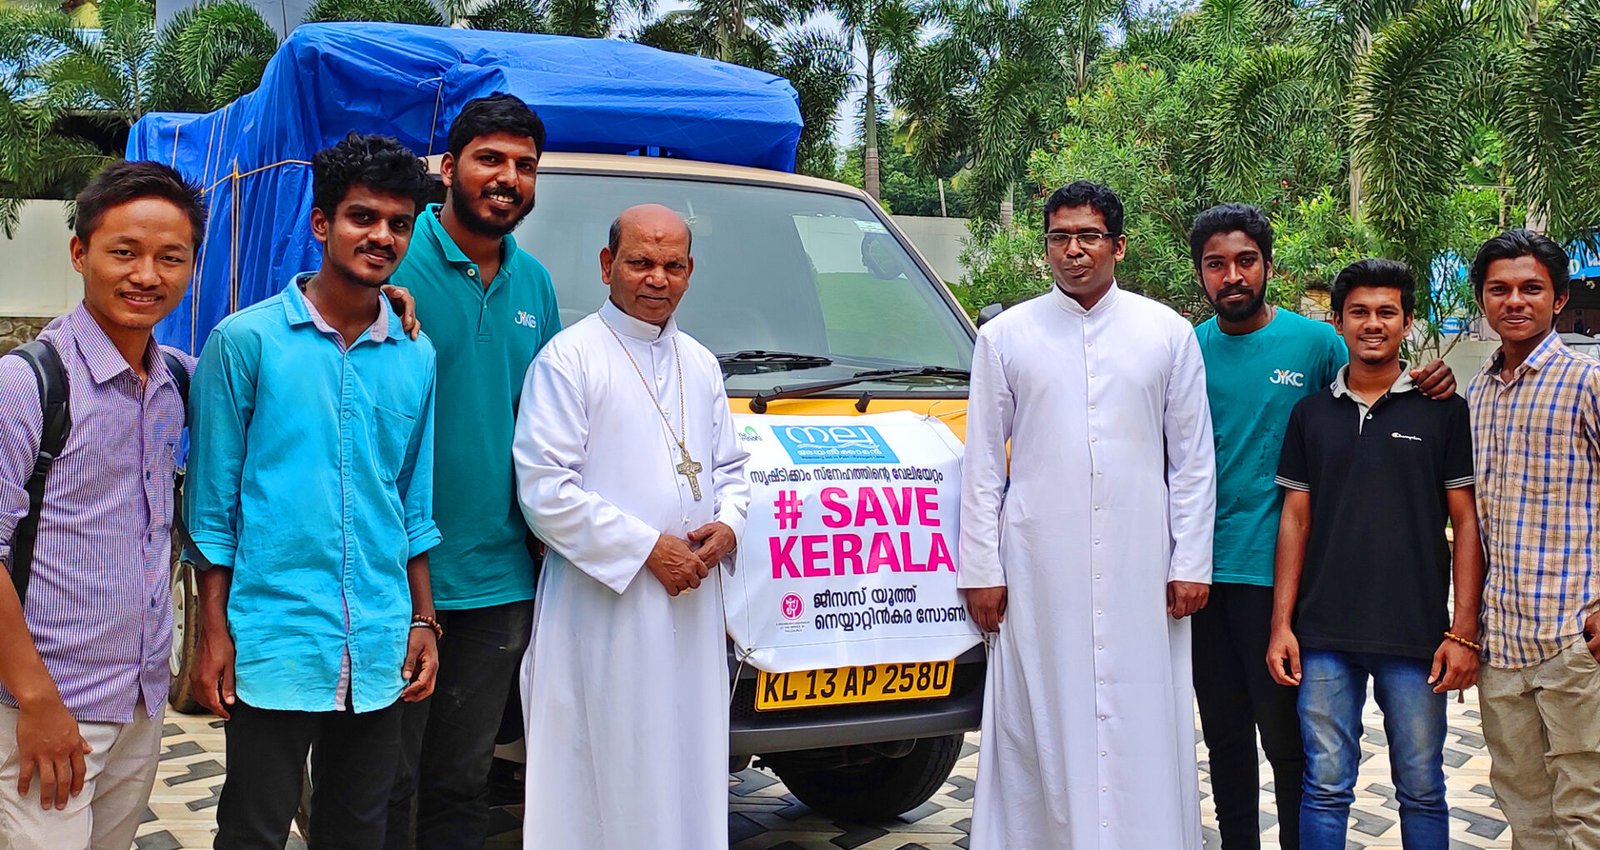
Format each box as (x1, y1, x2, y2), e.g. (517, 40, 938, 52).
(1467, 332, 1600, 669)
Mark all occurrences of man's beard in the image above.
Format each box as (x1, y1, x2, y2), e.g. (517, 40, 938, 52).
(1209, 283, 1267, 323)
(451, 185, 535, 238)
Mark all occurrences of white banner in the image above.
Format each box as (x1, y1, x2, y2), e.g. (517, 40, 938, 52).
(722, 411, 982, 674)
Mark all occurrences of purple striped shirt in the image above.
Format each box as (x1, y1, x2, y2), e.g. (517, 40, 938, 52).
(0, 305, 192, 723)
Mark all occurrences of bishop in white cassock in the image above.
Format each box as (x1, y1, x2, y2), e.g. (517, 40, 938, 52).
(959, 182, 1216, 849)
(511, 205, 751, 850)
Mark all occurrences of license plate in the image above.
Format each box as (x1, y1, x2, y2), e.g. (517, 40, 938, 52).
(755, 660, 954, 711)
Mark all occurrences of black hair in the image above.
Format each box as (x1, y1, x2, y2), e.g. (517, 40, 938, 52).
(446, 93, 547, 160)
(1043, 181, 1124, 235)
(1469, 229, 1570, 300)
(73, 160, 206, 247)
(311, 132, 432, 218)
(1331, 258, 1416, 318)
(1188, 202, 1273, 267)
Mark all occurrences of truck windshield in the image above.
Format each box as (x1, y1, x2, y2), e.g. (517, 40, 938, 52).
(513, 173, 973, 394)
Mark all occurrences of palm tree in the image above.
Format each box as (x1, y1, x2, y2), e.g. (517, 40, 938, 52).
(0, 0, 161, 234)
(468, 0, 548, 32)
(637, 0, 807, 61)
(149, 0, 278, 111)
(301, 0, 445, 26)
(635, 3, 850, 176)
(1499, 0, 1600, 236)
(1345, 0, 1486, 258)
(825, 0, 920, 200)
(888, 0, 1082, 227)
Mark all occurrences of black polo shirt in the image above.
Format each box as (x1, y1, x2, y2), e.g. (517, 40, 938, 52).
(1275, 366, 1474, 659)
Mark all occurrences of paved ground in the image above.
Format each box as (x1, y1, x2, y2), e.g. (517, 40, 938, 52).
(136, 697, 1511, 850)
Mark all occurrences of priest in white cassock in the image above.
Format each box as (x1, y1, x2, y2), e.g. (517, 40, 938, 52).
(511, 204, 750, 850)
(959, 180, 1216, 849)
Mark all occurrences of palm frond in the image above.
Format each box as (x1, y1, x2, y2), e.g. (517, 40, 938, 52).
(301, 0, 444, 26)
(1499, 0, 1600, 234)
(1349, 0, 1484, 232)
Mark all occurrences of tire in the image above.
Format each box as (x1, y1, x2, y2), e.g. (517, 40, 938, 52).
(167, 552, 204, 714)
(766, 735, 963, 821)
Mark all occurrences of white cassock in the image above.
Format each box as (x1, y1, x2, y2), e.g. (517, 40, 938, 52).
(959, 283, 1215, 849)
(512, 298, 751, 850)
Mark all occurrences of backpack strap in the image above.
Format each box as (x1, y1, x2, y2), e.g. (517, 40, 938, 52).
(4, 340, 71, 607)
(162, 350, 189, 405)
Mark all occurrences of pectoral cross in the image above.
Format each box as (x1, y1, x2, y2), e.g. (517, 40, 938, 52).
(676, 443, 704, 501)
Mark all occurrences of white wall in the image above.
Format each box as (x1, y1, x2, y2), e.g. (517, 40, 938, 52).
(891, 215, 971, 285)
(0, 202, 82, 317)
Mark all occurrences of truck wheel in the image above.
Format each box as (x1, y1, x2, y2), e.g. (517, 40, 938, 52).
(167, 556, 203, 714)
(767, 735, 963, 821)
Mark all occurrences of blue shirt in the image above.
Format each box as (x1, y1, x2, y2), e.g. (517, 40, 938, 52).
(1196, 309, 1345, 586)
(388, 205, 560, 609)
(186, 278, 441, 713)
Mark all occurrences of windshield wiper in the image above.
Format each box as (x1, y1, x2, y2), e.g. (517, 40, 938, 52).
(717, 350, 834, 375)
(747, 366, 970, 413)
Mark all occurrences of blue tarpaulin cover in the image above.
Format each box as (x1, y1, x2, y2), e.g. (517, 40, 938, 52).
(125, 22, 803, 352)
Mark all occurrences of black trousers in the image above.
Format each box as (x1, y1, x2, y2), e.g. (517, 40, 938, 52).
(1192, 582, 1305, 850)
(386, 600, 534, 850)
(214, 698, 404, 850)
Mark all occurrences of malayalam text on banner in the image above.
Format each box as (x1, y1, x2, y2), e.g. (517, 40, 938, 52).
(722, 411, 982, 674)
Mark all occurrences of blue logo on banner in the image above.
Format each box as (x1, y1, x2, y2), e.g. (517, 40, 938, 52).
(774, 425, 900, 465)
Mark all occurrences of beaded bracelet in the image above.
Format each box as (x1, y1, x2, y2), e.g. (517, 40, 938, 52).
(1443, 631, 1482, 652)
(412, 614, 443, 639)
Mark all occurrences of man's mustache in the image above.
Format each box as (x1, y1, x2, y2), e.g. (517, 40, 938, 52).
(483, 185, 525, 207)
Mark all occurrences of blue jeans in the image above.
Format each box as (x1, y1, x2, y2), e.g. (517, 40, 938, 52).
(1298, 649, 1449, 850)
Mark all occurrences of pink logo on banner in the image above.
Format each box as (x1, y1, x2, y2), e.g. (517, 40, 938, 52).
(781, 593, 804, 620)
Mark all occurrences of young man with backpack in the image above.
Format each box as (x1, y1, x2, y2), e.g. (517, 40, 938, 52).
(0, 161, 206, 849)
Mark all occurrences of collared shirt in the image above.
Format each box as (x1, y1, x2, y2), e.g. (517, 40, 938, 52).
(1276, 363, 1474, 659)
(0, 305, 190, 723)
(186, 277, 441, 713)
(388, 205, 560, 610)
(1467, 332, 1600, 668)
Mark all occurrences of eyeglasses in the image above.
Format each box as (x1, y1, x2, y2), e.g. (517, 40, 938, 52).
(1043, 232, 1118, 249)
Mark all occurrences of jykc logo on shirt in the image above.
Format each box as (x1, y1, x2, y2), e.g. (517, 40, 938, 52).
(1270, 369, 1306, 387)
(514, 310, 540, 330)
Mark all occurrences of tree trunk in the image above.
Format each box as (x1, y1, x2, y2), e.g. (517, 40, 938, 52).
(864, 50, 881, 202)
(1525, 203, 1550, 233)
(1349, 25, 1372, 223)
(999, 182, 1015, 230)
(938, 178, 948, 217)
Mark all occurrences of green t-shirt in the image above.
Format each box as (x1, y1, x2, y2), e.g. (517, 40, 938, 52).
(1196, 309, 1346, 586)
(389, 205, 561, 609)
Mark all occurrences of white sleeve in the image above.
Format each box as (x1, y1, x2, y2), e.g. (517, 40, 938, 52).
(957, 330, 1014, 588)
(1164, 326, 1217, 584)
(708, 369, 752, 540)
(513, 346, 662, 595)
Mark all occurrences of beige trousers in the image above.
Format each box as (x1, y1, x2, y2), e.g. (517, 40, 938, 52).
(1480, 637, 1600, 850)
(0, 702, 164, 850)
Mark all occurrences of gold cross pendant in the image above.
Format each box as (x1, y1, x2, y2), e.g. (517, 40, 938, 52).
(676, 445, 704, 501)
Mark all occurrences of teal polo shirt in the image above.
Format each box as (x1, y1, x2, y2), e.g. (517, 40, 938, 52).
(390, 204, 561, 609)
(1196, 308, 1346, 586)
